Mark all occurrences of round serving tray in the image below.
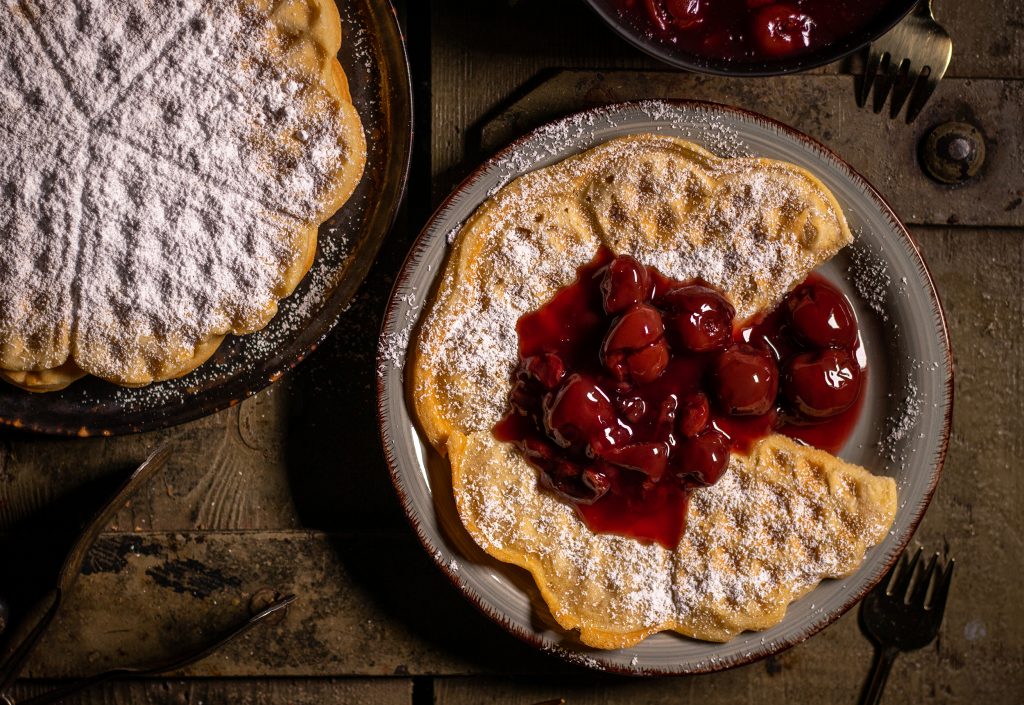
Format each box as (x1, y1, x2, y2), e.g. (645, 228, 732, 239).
(377, 100, 952, 674)
(1, 0, 413, 436)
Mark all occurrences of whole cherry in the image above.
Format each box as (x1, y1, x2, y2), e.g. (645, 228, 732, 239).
(673, 429, 730, 487)
(786, 281, 857, 348)
(752, 4, 816, 57)
(601, 303, 670, 384)
(519, 352, 567, 389)
(543, 374, 629, 455)
(601, 255, 652, 315)
(711, 344, 779, 416)
(659, 284, 735, 353)
(664, 0, 706, 30)
(784, 348, 863, 418)
(510, 352, 567, 417)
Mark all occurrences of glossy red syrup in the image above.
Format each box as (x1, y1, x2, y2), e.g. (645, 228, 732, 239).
(493, 248, 866, 549)
(614, 0, 893, 63)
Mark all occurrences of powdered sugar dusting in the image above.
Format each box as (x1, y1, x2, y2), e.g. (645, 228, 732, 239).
(419, 135, 847, 433)
(880, 374, 921, 462)
(620, 163, 830, 317)
(847, 238, 892, 322)
(412, 130, 898, 645)
(433, 226, 595, 429)
(487, 103, 751, 198)
(457, 433, 892, 641)
(1, 0, 358, 381)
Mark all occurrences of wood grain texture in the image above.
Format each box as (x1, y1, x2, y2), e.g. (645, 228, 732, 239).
(0, 396, 294, 534)
(10, 678, 412, 705)
(837, 0, 1024, 80)
(933, 0, 1024, 78)
(7, 531, 564, 678)
(5, 226, 1023, 686)
(429, 0, 1023, 203)
(0, 370, 409, 535)
(2, 0, 1023, 701)
(476, 71, 1023, 228)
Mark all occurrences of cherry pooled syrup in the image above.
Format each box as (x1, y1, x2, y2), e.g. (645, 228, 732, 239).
(615, 0, 893, 63)
(493, 248, 866, 549)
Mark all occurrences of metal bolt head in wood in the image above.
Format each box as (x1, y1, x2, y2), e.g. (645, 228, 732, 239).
(921, 121, 986, 184)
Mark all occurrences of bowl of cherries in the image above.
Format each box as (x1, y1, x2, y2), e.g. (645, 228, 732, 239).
(495, 250, 868, 549)
(585, 0, 918, 76)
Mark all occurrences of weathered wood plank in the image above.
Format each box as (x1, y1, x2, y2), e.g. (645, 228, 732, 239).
(933, 0, 1024, 79)
(0, 290, 411, 536)
(477, 71, 1023, 227)
(0, 391, 291, 533)
(434, 644, 1022, 705)
(1, 1, 1022, 698)
(5, 531, 563, 679)
(430, 0, 1023, 201)
(2, 228, 1019, 690)
(429, 0, 660, 202)
(10, 678, 412, 705)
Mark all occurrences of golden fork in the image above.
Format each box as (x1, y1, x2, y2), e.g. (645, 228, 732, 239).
(857, 0, 952, 123)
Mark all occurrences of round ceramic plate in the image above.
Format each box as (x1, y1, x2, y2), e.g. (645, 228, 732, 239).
(377, 100, 952, 674)
(0, 0, 412, 436)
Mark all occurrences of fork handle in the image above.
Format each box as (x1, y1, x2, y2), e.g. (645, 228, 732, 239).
(861, 645, 899, 705)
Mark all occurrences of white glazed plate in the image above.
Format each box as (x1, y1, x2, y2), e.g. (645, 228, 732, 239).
(377, 100, 952, 674)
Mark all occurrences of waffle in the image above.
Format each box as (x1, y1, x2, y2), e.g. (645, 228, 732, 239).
(0, 0, 366, 391)
(412, 134, 897, 647)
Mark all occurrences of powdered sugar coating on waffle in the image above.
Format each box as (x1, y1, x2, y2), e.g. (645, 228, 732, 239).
(417, 136, 850, 435)
(0, 0, 362, 382)
(412, 135, 895, 647)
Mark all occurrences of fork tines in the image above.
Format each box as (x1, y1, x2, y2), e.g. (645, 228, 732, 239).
(858, 50, 941, 124)
(856, 0, 952, 123)
(885, 546, 955, 612)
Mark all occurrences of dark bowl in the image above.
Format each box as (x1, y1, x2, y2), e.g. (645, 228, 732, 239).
(583, 0, 917, 76)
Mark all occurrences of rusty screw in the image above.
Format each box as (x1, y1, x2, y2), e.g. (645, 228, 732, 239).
(921, 122, 985, 184)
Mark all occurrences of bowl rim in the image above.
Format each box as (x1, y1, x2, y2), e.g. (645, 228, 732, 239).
(376, 98, 953, 675)
(582, 0, 919, 77)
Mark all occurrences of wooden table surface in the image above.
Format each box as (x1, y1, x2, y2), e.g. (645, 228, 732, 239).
(2, 0, 1023, 702)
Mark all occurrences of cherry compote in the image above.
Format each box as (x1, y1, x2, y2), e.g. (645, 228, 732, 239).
(614, 0, 893, 64)
(493, 249, 866, 549)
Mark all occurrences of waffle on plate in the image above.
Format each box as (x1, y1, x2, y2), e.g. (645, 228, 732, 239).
(412, 134, 896, 648)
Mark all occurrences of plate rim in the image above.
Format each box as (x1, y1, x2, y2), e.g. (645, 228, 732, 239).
(1, 0, 414, 437)
(377, 98, 953, 675)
